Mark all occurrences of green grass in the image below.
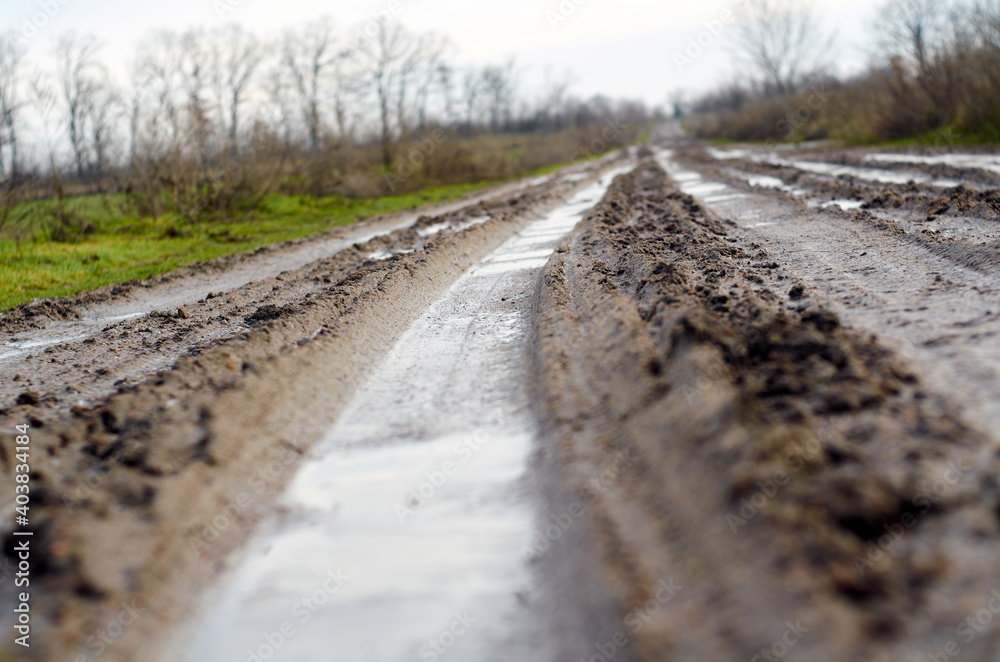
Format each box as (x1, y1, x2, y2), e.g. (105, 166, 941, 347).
(0, 182, 490, 311)
(0, 139, 646, 311)
(847, 124, 1000, 149)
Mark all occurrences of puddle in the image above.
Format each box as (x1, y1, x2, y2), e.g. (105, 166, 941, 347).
(758, 157, 958, 188)
(683, 182, 728, 196)
(366, 248, 416, 261)
(472, 258, 552, 276)
(485, 249, 556, 263)
(707, 147, 967, 187)
(5, 334, 88, 351)
(703, 193, 746, 203)
(865, 152, 1000, 176)
(747, 175, 785, 189)
(816, 199, 865, 211)
(417, 222, 451, 237)
(707, 147, 753, 160)
(784, 159, 927, 185)
(655, 150, 738, 203)
(0, 311, 149, 364)
(522, 175, 553, 188)
(453, 215, 492, 232)
(745, 175, 806, 196)
(671, 171, 702, 183)
(179, 164, 635, 662)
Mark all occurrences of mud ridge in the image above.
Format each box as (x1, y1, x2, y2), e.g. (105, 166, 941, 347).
(531, 159, 1000, 660)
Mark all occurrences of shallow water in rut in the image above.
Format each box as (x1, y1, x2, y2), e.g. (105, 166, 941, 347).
(180, 165, 634, 662)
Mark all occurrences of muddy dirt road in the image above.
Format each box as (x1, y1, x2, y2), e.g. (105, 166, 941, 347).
(0, 154, 633, 661)
(3, 130, 1000, 661)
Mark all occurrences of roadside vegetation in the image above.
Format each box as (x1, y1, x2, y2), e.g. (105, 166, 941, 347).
(0, 181, 498, 310)
(0, 19, 655, 310)
(686, 0, 1000, 147)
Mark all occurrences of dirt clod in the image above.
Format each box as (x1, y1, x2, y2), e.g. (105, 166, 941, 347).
(15, 391, 40, 406)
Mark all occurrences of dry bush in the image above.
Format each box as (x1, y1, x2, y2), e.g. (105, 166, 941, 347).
(690, 1, 1000, 145)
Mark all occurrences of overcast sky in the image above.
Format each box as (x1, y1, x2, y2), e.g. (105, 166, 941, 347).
(4, 0, 878, 105)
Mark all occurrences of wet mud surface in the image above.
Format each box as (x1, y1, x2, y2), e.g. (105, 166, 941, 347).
(3, 132, 1000, 661)
(0, 170, 585, 418)
(531, 157, 1000, 660)
(0, 155, 625, 662)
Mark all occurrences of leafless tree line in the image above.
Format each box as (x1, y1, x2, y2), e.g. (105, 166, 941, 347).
(691, 0, 1000, 143)
(0, 17, 652, 190)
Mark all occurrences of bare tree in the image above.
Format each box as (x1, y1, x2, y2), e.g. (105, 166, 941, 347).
(135, 31, 189, 146)
(214, 24, 262, 153)
(365, 19, 415, 166)
(56, 33, 104, 177)
(282, 19, 341, 150)
(731, 0, 835, 95)
(411, 35, 450, 133)
(178, 30, 215, 159)
(436, 63, 456, 123)
(264, 67, 296, 149)
(479, 60, 518, 133)
(0, 33, 25, 177)
(876, 0, 946, 73)
(461, 68, 481, 128)
(535, 67, 575, 130)
(330, 41, 365, 144)
(134, 29, 217, 157)
(29, 71, 60, 172)
(124, 66, 147, 167)
(969, 0, 1000, 49)
(88, 79, 120, 178)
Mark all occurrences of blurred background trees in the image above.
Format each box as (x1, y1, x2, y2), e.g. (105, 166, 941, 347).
(688, 0, 1000, 146)
(0, 16, 655, 231)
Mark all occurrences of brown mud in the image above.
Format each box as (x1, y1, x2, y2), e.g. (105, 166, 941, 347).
(531, 159, 1000, 661)
(3, 134, 1000, 661)
(0, 155, 624, 662)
